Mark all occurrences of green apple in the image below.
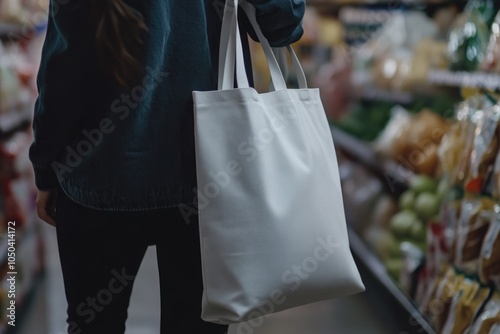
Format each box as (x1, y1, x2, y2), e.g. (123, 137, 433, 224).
(399, 191, 416, 211)
(414, 192, 441, 221)
(390, 210, 418, 238)
(410, 175, 438, 194)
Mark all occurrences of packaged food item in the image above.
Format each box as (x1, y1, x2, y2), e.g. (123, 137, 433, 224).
(422, 266, 450, 317)
(440, 96, 493, 186)
(441, 278, 491, 334)
(491, 323, 500, 333)
(470, 292, 500, 334)
(404, 109, 450, 177)
(375, 107, 449, 177)
(420, 268, 445, 313)
(466, 104, 500, 195)
(466, 0, 497, 25)
(448, 0, 496, 72)
(479, 204, 500, 288)
(425, 267, 463, 331)
(482, 11, 500, 72)
(439, 101, 474, 184)
(424, 220, 450, 288)
(494, 147, 500, 200)
(453, 198, 494, 273)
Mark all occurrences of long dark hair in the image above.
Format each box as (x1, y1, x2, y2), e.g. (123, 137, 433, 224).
(90, 0, 148, 88)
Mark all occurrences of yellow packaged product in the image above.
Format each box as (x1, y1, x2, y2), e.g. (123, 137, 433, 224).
(466, 104, 500, 195)
(438, 96, 496, 185)
(480, 204, 500, 288)
(470, 292, 500, 334)
(420, 269, 447, 316)
(438, 97, 484, 185)
(441, 278, 490, 334)
(453, 198, 494, 274)
(426, 267, 463, 331)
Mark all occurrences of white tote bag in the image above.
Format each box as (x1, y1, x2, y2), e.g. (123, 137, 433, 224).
(192, 0, 365, 325)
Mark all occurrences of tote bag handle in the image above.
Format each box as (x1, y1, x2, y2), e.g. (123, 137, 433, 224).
(239, 2, 308, 90)
(218, 0, 249, 90)
(218, 0, 308, 91)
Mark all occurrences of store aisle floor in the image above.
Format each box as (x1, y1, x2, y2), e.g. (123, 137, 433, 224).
(15, 224, 391, 334)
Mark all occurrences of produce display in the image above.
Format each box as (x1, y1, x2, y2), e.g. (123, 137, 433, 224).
(363, 175, 443, 280)
(342, 93, 500, 332)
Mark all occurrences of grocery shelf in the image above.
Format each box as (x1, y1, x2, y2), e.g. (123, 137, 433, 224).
(428, 69, 500, 91)
(355, 86, 415, 104)
(348, 226, 435, 334)
(332, 128, 435, 333)
(331, 126, 414, 195)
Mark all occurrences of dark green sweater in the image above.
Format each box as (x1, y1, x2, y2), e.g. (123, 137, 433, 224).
(29, 0, 305, 210)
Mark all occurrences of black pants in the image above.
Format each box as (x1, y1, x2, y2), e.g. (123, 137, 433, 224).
(55, 191, 227, 334)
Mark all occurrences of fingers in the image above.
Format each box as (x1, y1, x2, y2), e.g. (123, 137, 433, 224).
(36, 190, 57, 227)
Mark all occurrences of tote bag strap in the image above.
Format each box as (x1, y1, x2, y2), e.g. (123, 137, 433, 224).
(274, 45, 308, 90)
(218, 0, 308, 91)
(218, 0, 249, 90)
(239, 2, 308, 90)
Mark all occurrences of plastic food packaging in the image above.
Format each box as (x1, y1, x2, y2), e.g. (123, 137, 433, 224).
(494, 146, 500, 200)
(403, 109, 450, 177)
(479, 204, 500, 288)
(453, 198, 494, 274)
(439, 96, 493, 186)
(482, 11, 500, 72)
(441, 279, 491, 334)
(427, 268, 463, 331)
(470, 292, 500, 334)
(448, 0, 496, 72)
(375, 106, 449, 177)
(466, 104, 500, 195)
(357, 11, 438, 91)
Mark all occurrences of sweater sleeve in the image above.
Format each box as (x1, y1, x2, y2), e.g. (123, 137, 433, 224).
(29, 0, 90, 191)
(244, 0, 305, 47)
